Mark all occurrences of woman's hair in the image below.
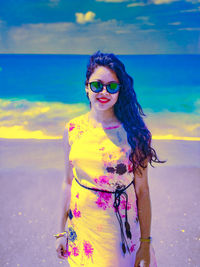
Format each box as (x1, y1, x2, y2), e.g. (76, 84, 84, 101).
(85, 50, 166, 175)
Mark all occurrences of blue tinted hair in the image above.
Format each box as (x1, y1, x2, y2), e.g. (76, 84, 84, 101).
(85, 50, 166, 175)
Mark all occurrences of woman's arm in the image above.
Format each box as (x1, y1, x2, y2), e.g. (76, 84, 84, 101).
(134, 158, 152, 247)
(58, 125, 74, 232)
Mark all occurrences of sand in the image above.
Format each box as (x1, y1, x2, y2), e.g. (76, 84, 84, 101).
(0, 138, 199, 267)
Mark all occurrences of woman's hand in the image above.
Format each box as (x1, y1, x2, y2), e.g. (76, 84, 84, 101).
(134, 243, 150, 267)
(55, 236, 68, 259)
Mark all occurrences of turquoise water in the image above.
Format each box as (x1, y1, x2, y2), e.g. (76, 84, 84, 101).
(0, 54, 199, 139)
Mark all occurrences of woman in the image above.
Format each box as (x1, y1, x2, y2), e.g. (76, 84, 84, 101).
(55, 51, 166, 267)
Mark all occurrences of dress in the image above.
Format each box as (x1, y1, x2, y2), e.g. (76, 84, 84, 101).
(64, 111, 157, 267)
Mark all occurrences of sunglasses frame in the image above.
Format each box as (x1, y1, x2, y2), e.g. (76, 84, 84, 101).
(88, 81, 121, 94)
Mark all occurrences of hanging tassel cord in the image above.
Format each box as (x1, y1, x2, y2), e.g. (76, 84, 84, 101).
(74, 177, 133, 255)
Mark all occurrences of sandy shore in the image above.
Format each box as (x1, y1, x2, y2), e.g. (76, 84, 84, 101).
(0, 138, 199, 267)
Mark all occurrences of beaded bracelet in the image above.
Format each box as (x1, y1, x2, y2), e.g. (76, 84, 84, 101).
(139, 236, 152, 243)
(54, 231, 68, 239)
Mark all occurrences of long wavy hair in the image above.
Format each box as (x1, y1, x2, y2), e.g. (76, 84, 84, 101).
(85, 50, 166, 176)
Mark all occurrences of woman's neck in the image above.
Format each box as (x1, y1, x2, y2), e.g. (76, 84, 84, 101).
(88, 108, 121, 126)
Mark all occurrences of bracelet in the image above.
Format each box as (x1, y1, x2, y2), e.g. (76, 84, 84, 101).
(53, 231, 68, 239)
(139, 236, 152, 243)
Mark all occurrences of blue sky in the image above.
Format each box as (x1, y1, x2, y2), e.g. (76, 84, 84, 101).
(0, 0, 199, 54)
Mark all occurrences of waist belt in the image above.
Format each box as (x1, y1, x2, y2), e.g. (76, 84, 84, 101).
(74, 177, 134, 255)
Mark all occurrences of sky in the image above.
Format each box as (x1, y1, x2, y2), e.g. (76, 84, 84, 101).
(0, 0, 200, 54)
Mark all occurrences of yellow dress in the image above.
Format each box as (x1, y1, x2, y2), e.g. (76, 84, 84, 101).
(64, 111, 157, 267)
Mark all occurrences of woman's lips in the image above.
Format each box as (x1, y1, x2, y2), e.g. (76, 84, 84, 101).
(97, 98, 110, 103)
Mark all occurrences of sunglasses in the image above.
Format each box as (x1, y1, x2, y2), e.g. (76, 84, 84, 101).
(88, 81, 121, 94)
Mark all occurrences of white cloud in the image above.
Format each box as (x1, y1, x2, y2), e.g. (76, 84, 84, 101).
(185, 0, 200, 3)
(151, 0, 179, 4)
(135, 16, 155, 25)
(48, 0, 60, 7)
(128, 0, 179, 6)
(1, 18, 199, 54)
(178, 27, 200, 31)
(180, 7, 200, 12)
(136, 16, 149, 20)
(96, 0, 129, 2)
(127, 2, 146, 7)
(75, 11, 96, 24)
(168, 22, 181, 25)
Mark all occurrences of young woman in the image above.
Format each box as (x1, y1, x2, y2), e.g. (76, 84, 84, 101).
(55, 51, 166, 267)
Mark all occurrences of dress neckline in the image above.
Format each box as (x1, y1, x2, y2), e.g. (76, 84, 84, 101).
(86, 112, 122, 130)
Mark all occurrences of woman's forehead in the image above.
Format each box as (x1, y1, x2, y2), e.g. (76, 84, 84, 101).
(89, 65, 119, 82)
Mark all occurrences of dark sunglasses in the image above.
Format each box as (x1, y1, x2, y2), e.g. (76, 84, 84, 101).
(88, 81, 121, 94)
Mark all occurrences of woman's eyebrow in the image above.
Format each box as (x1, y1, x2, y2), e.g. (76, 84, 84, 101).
(94, 79, 118, 83)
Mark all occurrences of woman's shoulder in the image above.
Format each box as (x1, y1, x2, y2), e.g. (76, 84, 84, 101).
(65, 112, 89, 132)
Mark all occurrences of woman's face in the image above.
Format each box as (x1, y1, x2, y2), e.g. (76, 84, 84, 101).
(85, 65, 120, 111)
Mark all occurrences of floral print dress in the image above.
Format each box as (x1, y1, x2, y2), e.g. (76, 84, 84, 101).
(64, 111, 157, 267)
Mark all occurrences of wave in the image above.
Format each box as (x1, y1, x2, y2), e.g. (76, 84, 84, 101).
(0, 98, 199, 140)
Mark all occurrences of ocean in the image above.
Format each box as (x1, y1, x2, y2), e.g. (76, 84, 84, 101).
(0, 54, 199, 140)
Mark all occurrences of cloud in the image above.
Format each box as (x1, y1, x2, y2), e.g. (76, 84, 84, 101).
(128, 0, 179, 6)
(75, 11, 96, 24)
(127, 2, 146, 7)
(180, 7, 200, 13)
(151, 0, 179, 4)
(185, 0, 200, 3)
(178, 27, 200, 31)
(135, 16, 155, 25)
(1, 17, 199, 54)
(168, 22, 181, 25)
(48, 0, 60, 7)
(96, 0, 129, 2)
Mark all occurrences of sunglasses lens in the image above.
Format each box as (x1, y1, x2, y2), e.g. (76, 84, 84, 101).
(107, 83, 120, 93)
(90, 81, 102, 92)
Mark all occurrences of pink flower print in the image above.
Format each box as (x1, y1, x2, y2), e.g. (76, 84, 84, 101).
(99, 175, 110, 185)
(71, 245, 79, 256)
(95, 192, 112, 210)
(83, 240, 94, 259)
(73, 203, 81, 218)
(69, 123, 75, 131)
(94, 175, 110, 186)
(95, 197, 107, 210)
(76, 193, 79, 199)
(130, 243, 136, 253)
(99, 147, 105, 151)
(65, 249, 71, 258)
(120, 197, 131, 211)
(99, 191, 112, 202)
(94, 178, 98, 184)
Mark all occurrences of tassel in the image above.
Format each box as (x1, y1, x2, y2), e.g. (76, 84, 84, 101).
(122, 243, 126, 254)
(125, 221, 132, 239)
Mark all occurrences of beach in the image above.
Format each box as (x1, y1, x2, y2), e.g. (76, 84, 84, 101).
(0, 138, 199, 267)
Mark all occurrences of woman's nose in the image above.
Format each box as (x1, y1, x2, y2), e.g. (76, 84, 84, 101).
(102, 85, 108, 93)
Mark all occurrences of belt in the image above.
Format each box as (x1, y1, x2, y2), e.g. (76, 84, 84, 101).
(74, 177, 134, 255)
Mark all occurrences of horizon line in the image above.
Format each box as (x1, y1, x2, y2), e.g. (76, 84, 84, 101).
(0, 53, 199, 56)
